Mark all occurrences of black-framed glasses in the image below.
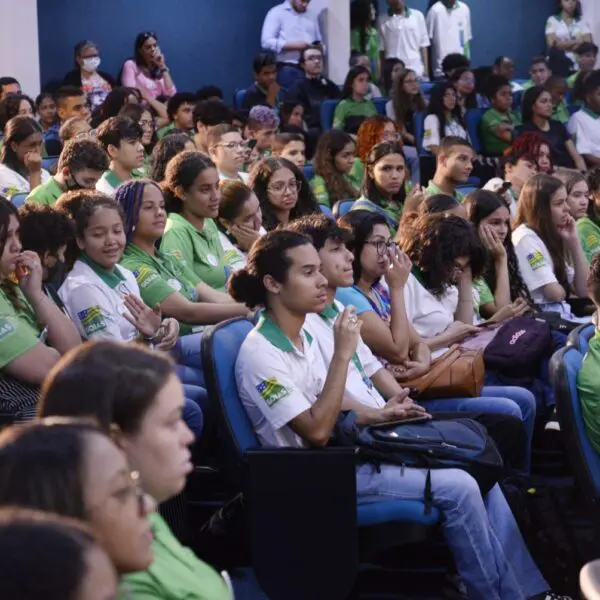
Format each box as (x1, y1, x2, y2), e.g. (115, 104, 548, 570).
(366, 240, 397, 257)
(268, 180, 302, 195)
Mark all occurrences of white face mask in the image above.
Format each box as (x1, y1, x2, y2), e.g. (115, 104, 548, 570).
(82, 56, 101, 72)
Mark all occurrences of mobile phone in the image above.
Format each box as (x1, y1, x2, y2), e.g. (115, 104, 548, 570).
(370, 415, 431, 429)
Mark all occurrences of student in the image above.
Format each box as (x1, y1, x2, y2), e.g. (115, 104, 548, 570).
(348, 53, 383, 98)
(491, 56, 522, 91)
(450, 67, 486, 114)
(350, 0, 380, 83)
(382, 57, 406, 96)
(377, 0, 430, 80)
(207, 124, 250, 183)
(332, 66, 377, 134)
(0, 77, 20, 101)
(119, 103, 156, 175)
(121, 31, 176, 100)
(0, 93, 35, 131)
(243, 51, 281, 110)
(423, 82, 468, 155)
(310, 129, 360, 208)
(0, 420, 155, 577)
(426, 0, 472, 79)
(229, 228, 562, 600)
(91, 86, 142, 128)
(576, 167, 600, 261)
(441, 52, 470, 79)
(95, 116, 144, 197)
(545, 75, 570, 124)
(562, 170, 590, 219)
(567, 71, 600, 168)
(481, 75, 521, 156)
(149, 131, 195, 183)
(217, 180, 265, 272)
(0, 508, 118, 600)
(567, 41, 599, 88)
(246, 105, 279, 164)
(279, 101, 306, 131)
(519, 86, 586, 170)
(59, 117, 93, 144)
(62, 40, 116, 111)
(0, 117, 50, 198)
(38, 342, 234, 600)
(159, 151, 230, 291)
(0, 197, 80, 393)
(513, 173, 589, 317)
(271, 132, 306, 169)
(26, 139, 108, 206)
(523, 56, 552, 90)
(249, 156, 319, 230)
(157, 92, 197, 139)
(54, 86, 91, 125)
(386, 69, 427, 142)
(192, 99, 233, 155)
(425, 135, 474, 201)
(35, 92, 60, 149)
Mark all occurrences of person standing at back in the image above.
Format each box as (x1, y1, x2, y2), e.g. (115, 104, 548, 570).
(261, 0, 323, 90)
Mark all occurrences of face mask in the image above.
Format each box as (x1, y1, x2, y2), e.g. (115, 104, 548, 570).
(82, 57, 101, 72)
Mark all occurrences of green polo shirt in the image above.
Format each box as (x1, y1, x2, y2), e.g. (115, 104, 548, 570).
(119, 512, 231, 600)
(120, 243, 201, 335)
(160, 214, 228, 292)
(350, 26, 380, 81)
(578, 331, 600, 456)
(157, 122, 176, 139)
(310, 174, 359, 208)
(424, 181, 465, 203)
(577, 216, 600, 262)
(349, 158, 365, 190)
(0, 285, 43, 370)
(552, 100, 570, 124)
(332, 98, 378, 131)
(473, 277, 494, 308)
(567, 72, 579, 88)
(480, 108, 522, 156)
(26, 176, 64, 206)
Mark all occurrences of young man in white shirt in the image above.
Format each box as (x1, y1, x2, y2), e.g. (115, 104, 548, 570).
(378, 0, 430, 80)
(567, 70, 600, 168)
(207, 124, 249, 183)
(231, 227, 568, 600)
(426, 0, 472, 79)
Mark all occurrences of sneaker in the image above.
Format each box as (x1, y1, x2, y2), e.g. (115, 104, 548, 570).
(544, 408, 561, 432)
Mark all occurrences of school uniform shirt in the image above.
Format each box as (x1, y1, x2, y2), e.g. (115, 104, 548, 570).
(350, 26, 381, 81)
(576, 216, 600, 262)
(473, 277, 495, 309)
(350, 196, 402, 231)
(577, 330, 600, 455)
(58, 257, 139, 342)
(119, 512, 232, 600)
(378, 8, 430, 78)
(95, 170, 127, 198)
(160, 214, 228, 292)
(25, 176, 64, 206)
(424, 181, 465, 203)
(286, 74, 341, 129)
(332, 98, 378, 133)
(0, 164, 50, 199)
(310, 174, 359, 208)
(422, 114, 468, 152)
(426, 1, 472, 78)
(120, 243, 201, 335)
(545, 14, 592, 68)
(217, 170, 250, 184)
(518, 120, 574, 168)
(480, 108, 522, 156)
(567, 108, 600, 158)
(512, 223, 574, 309)
(304, 301, 385, 409)
(0, 285, 43, 370)
(218, 226, 266, 273)
(552, 100, 570, 124)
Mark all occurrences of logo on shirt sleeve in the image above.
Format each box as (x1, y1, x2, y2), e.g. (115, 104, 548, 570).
(526, 250, 547, 271)
(77, 306, 107, 337)
(0, 317, 16, 343)
(256, 377, 289, 408)
(134, 266, 159, 289)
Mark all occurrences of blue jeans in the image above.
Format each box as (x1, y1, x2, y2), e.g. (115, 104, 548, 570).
(403, 145, 421, 186)
(357, 465, 548, 600)
(182, 385, 205, 440)
(423, 385, 535, 472)
(173, 333, 205, 388)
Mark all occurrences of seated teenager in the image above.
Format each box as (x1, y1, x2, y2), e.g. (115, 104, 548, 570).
(192, 99, 233, 155)
(246, 105, 279, 165)
(157, 92, 197, 139)
(0, 419, 154, 578)
(149, 131, 195, 183)
(59, 117, 93, 144)
(159, 151, 230, 291)
(279, 101, 306, 132)
(423, 82, 468, 156)
(0, 77, 20, 101)
(249, 156, 319, 230)
(567, 70, 600, 169)
(0, 117, 50, 199)
(54, 86, 91, 127)
(518, 86, 585, 171)
(0, 508, 118, 600)
(242, 51, 281, 110)
(26, 139, 108, 206)
(577, 168, 600, 260)
(95, 116, 144, 197)
(91, 86, 143, 129)
(513, 174, 589, 319)
(425, 136, 475, 201)
(270, 132, 306, 169)
(310, 129, 360, 208)
(217, 180, 265, 272)
(567, 42, 598, 89)
(523, 56, 552, 90)
(332, 66, 377, 134)
(450, 68, 487, 115)
(382, 57, 406, 97)
(386, 69, 427, 144)
(0, 93, 35, 131)
(491, 56, 522, 92)
(545, 75, 570, 124)
(207, 124, 250, 183)
(118, 103, 157, 175)
(229, 228, 562, 600)
(481, 75, 521, 156)
(196, 86, 224, 103)
(36, 92, 60, 149)
(38, 342, 234, 600)
(561, 171, 590, 220)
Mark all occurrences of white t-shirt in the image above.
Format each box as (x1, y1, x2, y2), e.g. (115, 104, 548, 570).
(235, 314, 328, 448)
(59, 259, 141, 342)
(218, 170, 250, 184)
(426, 1, 472, 77)
(512, 224, 574, 308)
(545, 14, 592, 67)
(0, 164, 50, 199)
(567, 108, 600, 158)
(378, 9, 430, 77)
(304, 301, 385, 410)
(423, 115, 468, 151)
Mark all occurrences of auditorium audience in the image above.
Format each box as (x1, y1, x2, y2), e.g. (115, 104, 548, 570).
(562, 170, 590, 219)
(90, 86, 142, 129)
(333, 66, 377, 133)
(423, 82, 468, 155)
(118, 103, 156, 174)
(157, 92, 197, 139)
(35, 92, 60, 147)
(192, 99, 233, 155)
(271, 132, 306, 169)
(350, 0, 380, 83)
(55, 86, 91, 126)
(481, 75, 521, 156)
(242, 51, 281, 110)
(425, 135, 474, 201)
(568, 70, 600, 168)
(59, 117, 93, 144)
(148, 131, 195, 183)
(0, 93, 35, 132)
(0, 77, 20, 101)
(207, 124, 250, 183)
(576, 167, 600, 261)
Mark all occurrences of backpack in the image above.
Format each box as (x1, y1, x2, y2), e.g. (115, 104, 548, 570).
(483, 316, 552, 385)
(332, 412, 503, 513)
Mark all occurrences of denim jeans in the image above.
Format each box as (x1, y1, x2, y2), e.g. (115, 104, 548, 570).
(403, 145, 421, 186)
(181, 385, 205, 440)
(172, 333, 205, 388)
(423, 385, 536, 472)
(356, 465, 548, 600)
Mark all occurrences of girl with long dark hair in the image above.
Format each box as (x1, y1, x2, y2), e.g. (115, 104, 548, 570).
(350, 0, 380, 82)
(423, 82, 468, 155)
(332, 66, 377, 134)
(576, 167, 600, 261)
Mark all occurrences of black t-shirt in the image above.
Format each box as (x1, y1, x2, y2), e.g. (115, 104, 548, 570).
(517, 120, 574, 168)
(286, 75, 341, 129)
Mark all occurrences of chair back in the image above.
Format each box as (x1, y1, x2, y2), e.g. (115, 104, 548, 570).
(567, 323, 596, 355)
(303, 164, 314, 181)
(320, 99, 339, 132)
(373, 97, 387, 115)
(413, 111, 426, 154)
(465, 108, 484, 154)
(41, 156, 59, 171)
(11, 192, 27, 208)
(234, 88, 247, 110)
(332, 199, 355, 218)
(319, 204, 334, 218)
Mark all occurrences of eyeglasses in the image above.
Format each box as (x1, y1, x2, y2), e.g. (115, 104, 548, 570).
(74, 129, 96, 140)
(87, 470, 146, 517)
(268, 180, 302, 195)
(366, 239, 398, 257)
(382, 131, 401, 141)
(216, 141, 249, 151)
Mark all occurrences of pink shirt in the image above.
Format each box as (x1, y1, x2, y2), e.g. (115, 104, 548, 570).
(121, 59, 176, 98)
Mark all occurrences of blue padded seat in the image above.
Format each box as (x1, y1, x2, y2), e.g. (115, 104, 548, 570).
(10, 192, 27, 208)
(234, 89, 247, 110)
(373, 97, 387, 115)
(465, 108, 484, 154)
(320, 99, 339, 132)
(41, 156, 59, 171)
(303, 164, 314, 181)
(567, 323, 596, 355)
(332, 199, 355, 218)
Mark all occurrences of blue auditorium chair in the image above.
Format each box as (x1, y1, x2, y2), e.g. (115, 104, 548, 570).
(465, 109, 484, 154)
(568, 104, 580, 117)
(567, 323, 595, 355)
(413, 111, 427, 155)
(234, 89, 247, 110)
(319, 204, 334, 218)
(41, 156, 59, 171)
(10, 193, 27, 208)
(373, 97, 387, 116)
(302, 164, 314, 181)
(332, 199, 355, 218)
(320, 99, 339, 132)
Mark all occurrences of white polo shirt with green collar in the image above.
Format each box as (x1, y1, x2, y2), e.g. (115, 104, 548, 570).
(235, 312, 327, 449)
(568, 108, 600, 158)
(95, 170, 125, 198)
